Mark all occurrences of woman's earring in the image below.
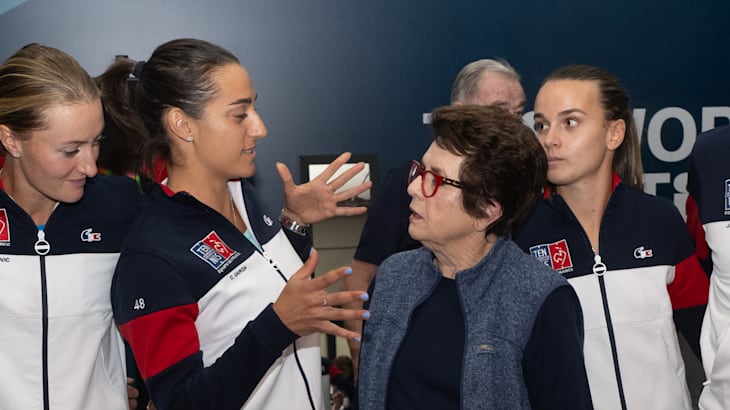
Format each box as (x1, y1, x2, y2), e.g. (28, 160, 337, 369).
(185, 137, 193, 142)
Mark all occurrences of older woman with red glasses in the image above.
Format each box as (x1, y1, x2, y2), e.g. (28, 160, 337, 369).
(357, 105, 593, 410)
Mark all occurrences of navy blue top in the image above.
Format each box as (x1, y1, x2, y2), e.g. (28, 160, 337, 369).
(354, 161, 420, 265)
(374, 278, 591, 409)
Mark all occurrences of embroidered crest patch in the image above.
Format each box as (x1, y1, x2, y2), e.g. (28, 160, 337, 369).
(190, 231, 240, 273)
(529, 239, 574, 273)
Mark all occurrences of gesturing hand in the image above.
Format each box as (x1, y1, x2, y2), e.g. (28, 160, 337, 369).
(273, 249, 370, 341)
(276, 152, 372, 225)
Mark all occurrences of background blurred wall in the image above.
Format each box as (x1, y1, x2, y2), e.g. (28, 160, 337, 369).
(1, 0, 729, 216)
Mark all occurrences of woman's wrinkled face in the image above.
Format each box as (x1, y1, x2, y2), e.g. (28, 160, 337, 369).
(407, 142, 481, 251)
(190, 63, 268, 179)
(10, 100, 103, 204)
(533, 79, 618, 190)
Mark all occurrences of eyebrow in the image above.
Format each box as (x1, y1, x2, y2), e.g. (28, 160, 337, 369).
(229, 97, 253, 106)
(534, 108, 586, 119)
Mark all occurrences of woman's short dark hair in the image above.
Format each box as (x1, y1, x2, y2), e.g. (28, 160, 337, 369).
(431, 105, 547, 237)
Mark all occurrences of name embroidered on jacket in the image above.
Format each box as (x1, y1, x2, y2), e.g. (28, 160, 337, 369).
(80, 227, 102, 242)
(529, 239, 574, 273)
(190, 231, 240, 273)
(0, 209, 10, 246)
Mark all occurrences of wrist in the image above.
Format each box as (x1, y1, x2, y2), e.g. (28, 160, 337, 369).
(279, 208, 310, 236)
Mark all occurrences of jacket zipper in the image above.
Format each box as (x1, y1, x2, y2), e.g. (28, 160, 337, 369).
(558, 195, 628, 409)
(592, 253, 627, 410)
(36, 228, 51, 410)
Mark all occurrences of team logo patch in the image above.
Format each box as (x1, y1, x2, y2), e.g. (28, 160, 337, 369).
(530, 239, 574, 273)
(191, 231, 240, 273)
(634, 246, 653, 259)
(0, 209, 10, 245)
(80, 227, 102, 242)
(725, 179, 730, 214)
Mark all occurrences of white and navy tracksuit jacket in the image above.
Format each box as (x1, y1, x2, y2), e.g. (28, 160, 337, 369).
(0, 175, 141, 410)
(687, 125, 730, 410)
(515, 176, 709, 410)
(111, 180, 322, 410)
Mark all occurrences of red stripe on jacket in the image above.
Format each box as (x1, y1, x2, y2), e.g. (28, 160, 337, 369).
(119, 303, 200, 380)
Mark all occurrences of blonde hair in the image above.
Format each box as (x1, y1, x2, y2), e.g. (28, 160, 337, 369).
(0, 43, 99, 145)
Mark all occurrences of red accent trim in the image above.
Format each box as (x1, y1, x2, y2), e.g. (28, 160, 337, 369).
(685, 195, 709, 260)
(119, 303, 201, 380)
(611, 171, 621, 190)
(667, 255, 710, 309)
(543, 172, 622, 199)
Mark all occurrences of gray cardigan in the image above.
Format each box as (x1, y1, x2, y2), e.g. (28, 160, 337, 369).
(358, 238, 577, 409)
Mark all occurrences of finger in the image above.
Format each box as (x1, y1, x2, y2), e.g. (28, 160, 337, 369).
(312, 265, 352, 290)
(333, 205, 368, 217)
(275, 162, 295, 188)
(314, 152, 351, 183)
(323, 290, 370, 307)
(327, 161, 365, 190)
(334, 180, 372, 202)
(127, 384, 140, 399)
(289, 248, 319, 282)
(318, 320, 363, 342)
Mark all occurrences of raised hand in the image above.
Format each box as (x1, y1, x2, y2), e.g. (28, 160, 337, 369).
(273, 249, 370, 341)
(276, 152, 372, 224)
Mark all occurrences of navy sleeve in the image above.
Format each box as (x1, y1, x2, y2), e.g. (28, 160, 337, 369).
(353, 161, 419, 265)
(522, 286, 593, 410)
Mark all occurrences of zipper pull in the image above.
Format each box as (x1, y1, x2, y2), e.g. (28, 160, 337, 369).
(592, 254, 607, 276)
(35, 228, 50, 255)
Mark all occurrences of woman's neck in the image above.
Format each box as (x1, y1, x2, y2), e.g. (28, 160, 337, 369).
(430, 233, 498, 279)
(1, 165, 57, 226)
(165, 166, 245, 232)
(556, 176, 613, 252)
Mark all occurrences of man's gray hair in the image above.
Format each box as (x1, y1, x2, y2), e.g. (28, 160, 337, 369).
(450, 58, 520, 104)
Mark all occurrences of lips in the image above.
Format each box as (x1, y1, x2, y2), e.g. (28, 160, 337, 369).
(242, 146, 256, 155)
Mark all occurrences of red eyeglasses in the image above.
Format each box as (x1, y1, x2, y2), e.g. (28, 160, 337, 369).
(408, 160, 465, 198)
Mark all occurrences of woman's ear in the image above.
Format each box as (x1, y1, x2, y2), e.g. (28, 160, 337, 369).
(606, 119, 626, 151)
(0, 125, 22, 158)
(166, 108, 194, 143)
(475, 200, 503, 233)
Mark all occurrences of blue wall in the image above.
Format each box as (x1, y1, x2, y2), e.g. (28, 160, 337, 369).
(2, 0, 728, 216)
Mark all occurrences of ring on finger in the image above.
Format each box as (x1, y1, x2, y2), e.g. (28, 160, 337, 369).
(322, 292, 328, 307)
(327, 183, 334, 193)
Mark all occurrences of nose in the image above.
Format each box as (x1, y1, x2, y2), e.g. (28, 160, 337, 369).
(250, 111, 268, 140)
(540, 126, 559, 150)
(78, 147, 98, 178)
(406, 173, 421, 199)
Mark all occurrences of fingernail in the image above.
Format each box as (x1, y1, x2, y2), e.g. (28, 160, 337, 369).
(354, 337, 361, 343)
(309, 247, 314, 256)
(360, 293, 369, 301)
(344, 267, 352, 275)
(362, 311, 370, 319)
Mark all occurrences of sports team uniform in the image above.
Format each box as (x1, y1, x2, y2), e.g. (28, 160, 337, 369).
(514, 175, 709, 410)
(111, 179, 321, 410)
(686, 125, 730, 410)
(0, 175, 140, 410)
